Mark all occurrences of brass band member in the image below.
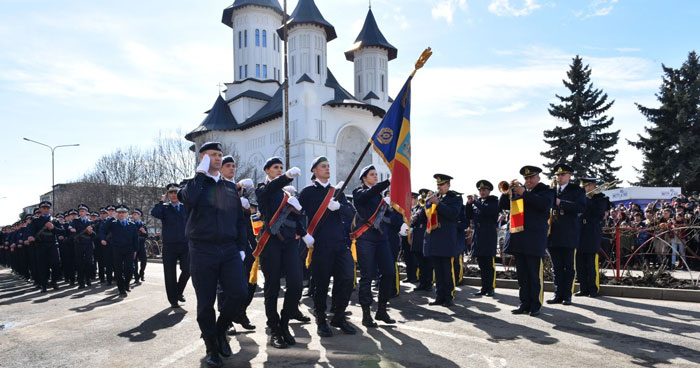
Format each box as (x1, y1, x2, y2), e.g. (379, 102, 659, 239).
(465, 180, 499, 297)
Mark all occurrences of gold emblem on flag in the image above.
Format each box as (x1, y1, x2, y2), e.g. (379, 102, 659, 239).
(377, 128, 394, 144)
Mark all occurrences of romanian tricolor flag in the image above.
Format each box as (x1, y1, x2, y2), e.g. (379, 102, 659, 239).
(425, 202, 439, 234)
(251, 212, 263, 236)
(510, 191, 525, 233)
(371, 77, 413, 223)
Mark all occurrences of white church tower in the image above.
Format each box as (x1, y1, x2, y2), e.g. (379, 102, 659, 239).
(277, 0, 338, 181)
(345, 6, 397, 111)
(221, 0, 284, 124)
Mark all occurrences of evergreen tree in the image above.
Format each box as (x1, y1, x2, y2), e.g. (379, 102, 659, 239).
(542, 55, 620, 182)
(630, 51, 700, 190)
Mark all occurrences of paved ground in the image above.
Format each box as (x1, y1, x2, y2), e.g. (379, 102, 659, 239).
(1, 263, 699, 368)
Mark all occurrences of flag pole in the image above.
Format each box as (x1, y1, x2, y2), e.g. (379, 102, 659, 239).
(334, 47, 433, 198)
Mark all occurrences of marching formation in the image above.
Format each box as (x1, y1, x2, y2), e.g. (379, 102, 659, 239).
(0, 142, 612, 368)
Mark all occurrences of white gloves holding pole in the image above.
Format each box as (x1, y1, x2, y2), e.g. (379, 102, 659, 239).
(287, 196, 302, 211)
(302, 233, 315, 249)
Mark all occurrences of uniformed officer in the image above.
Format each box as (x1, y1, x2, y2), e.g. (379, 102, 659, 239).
(100, 205, 138, 296)
(178, 142, 249, 367)
(351, 165, 397, 327)
(255, 157, 312, 349)
(402, 192, 420, 283)
(499, 166, 554, 317)
(412, 188, 433, 291)
(383, 190, 405, 298)
(218, 155, 256, 334)
(424, 174, 463, 307)
(131, 208, 148, 284)
(298, 156, 356, 337)
(577, 178, 609, 298)
(465, 180, 500, 297)
(55, 213, 74, 286)
(26, 201, 61, 292)
(151, 183, 190, 308)
(70, 204, 97, 289)
(547, 163, 586, 306)
(94, 208, 109, 283)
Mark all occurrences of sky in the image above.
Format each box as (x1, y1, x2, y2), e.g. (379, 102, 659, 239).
(1, 0, 699, 224)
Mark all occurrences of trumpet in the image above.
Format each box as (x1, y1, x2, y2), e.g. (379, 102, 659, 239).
(586, 180, 619, 197)
(418, 190, 435, 206)
(498, 180, 523, 194)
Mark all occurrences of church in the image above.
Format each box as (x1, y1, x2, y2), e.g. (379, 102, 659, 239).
(185, 0, 398, 191)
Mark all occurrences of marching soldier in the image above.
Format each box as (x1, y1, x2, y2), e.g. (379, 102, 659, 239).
(352, 165, 397, 327)
(26, 201, 61, 292)
(131, 208, 148, 284)
(219, 154, 256, 333)
(423, 174, 463, 307)
(151, 183, 190, 308)
(413, 189, 433, 292)
(499, 166, 554, 317)
(465, 180, 500, 297)
(178, 142, 250, 367)
(100, 205, 138, 296)
(56, 213, 75, 286)
(577, 178, 609, 298)
(70, 205, 96, 289)
(298, 156, 356, 337)
(255, 157, 312, 349)
(547, 163, 586, 306)
(94, 208, 108, 284)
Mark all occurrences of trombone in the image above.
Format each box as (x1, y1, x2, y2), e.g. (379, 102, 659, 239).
(586, 180, 619, 197)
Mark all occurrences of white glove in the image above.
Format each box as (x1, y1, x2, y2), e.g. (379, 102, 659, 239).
(239, 178, 254, 190)
(240, 198, 250, 210)
(334, 181, 345, 190)
(399, 223, 409, 236)
(384, 197, 391, 206)
(302, 233, 315, 248)
(283, 185, 297, 196)
(196, 154, 211, 174)
(285, 167, 301, 178)
(240, 251, 245, 261)
(327, 199, 340, 211)
(287, 196, 302, 211)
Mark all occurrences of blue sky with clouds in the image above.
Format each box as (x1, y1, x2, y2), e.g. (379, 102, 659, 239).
(1, 0, 698, 223)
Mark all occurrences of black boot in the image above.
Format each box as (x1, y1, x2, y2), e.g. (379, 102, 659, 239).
(268, 326, 288, 349)
(316, 313, 333, 337)
(279, 313, 296, 346)
(375, 302, 396, 324)
(361, 305, 377, 328)
(226, 322, 237, 336)
(330, 312, 356, 335)
(216, 330, 232, 358)
(238, 313, 256, 330)
(203, 336, 223, 368)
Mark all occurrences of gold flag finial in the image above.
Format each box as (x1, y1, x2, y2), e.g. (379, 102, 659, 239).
(410, 47, 433, 77)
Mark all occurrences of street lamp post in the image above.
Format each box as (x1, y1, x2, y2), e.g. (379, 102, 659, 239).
(23, 138, 79, 209)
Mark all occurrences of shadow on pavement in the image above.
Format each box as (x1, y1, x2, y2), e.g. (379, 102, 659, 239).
(118, 307, 188, 342)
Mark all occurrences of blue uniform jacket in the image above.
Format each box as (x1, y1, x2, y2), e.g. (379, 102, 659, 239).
(409, 204, 426, 253)
(150, 202, 188, 244)
(298, 182, 354, 245)
(134, 221, 147, 251)
(579, 193, 609, 254)
(70, 218, 96, 246)
(28, 215, 61, 244)
(548, 183, 586, 249)
(255, 175, 307, 242)
(465, 195, 499, 257)
(499, 183, 554, 257)
(99, 219, 138, 251)
(351, 180, 391, 243)
(178, 173, 248, 251)
(423, 191, 463, 258)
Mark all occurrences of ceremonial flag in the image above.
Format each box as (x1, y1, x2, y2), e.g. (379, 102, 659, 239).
(371, 77, 412, 223)
(510, 192, 525, 233)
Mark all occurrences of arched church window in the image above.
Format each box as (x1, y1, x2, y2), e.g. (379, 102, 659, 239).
(255, 29, 260, 47)
(262, 30, 267, 48)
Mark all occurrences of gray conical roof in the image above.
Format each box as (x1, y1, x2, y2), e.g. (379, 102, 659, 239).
(345, 8, 397, 61)
(277, 0, 336, 41)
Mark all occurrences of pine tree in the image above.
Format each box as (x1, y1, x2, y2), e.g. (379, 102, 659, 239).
(630, 51, 700, 190)
(542, 55, 620, 182)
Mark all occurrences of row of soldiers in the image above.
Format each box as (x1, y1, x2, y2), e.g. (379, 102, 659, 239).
(0, 140, 610, 368)
(1, 203, 149, 295)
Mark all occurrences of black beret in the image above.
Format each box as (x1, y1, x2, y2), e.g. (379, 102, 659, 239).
(222, 155, 235, 166)
(476, 180, 494, 191)
(198, 141, 222, 153)
(311, 156, 328, 171)
(359, 165, 376, 180)
(520, 165, 542, 178)
(264, 157, 283, 170)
